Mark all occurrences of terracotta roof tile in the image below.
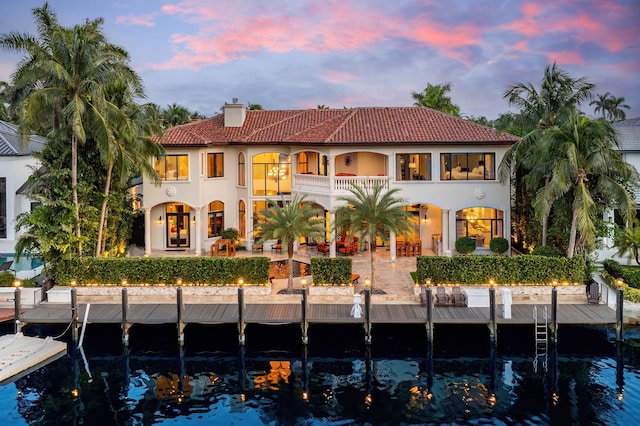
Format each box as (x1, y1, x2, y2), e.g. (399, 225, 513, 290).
(157, 107, 518, 146)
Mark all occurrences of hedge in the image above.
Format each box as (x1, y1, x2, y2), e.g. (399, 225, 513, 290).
(603, 259, 640, 289)
(53, 256, 271, 286)
(416, 255, 586, 285)
(310, 257, 352, 286)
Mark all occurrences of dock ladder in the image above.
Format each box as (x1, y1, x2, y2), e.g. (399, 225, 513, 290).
(533, 305, 548, 373)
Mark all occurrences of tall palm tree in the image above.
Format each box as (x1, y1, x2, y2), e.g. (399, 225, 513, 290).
(256, 194, 325, 291)
(95, 80, 163, 256)
(534, 114, 637, 257)
(162, 103, 191, 128)
(334, 182, 413, 288)
(411, 82, 461, 116)
(616, 219, 640, 265)
(1, 3, 140, 255)
(499, 63, 594, 247)
(590, 92, 630, 122)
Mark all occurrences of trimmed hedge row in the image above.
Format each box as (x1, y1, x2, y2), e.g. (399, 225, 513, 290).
(53, 256, 271, 286)
(310, 257, 352, 286)
(416, 255, 586, 285)
(603, 259, 640, 289)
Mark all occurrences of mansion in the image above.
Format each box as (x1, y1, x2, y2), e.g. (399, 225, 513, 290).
(141, 104, 519, 258)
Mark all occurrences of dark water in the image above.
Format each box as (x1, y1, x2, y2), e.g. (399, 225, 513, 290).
(2, 323, 640, 425)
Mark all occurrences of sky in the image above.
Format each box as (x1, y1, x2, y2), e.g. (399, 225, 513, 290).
(0, 0, 639, 120)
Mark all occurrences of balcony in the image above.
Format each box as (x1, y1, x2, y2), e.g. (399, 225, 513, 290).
(293, 173, 389, 195)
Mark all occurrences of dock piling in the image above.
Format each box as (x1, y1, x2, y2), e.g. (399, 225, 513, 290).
(238, 287, 246, 346)
(301, 286, 309, 345)
(425, 286, 433, 346)
(177, 286, 185, 347)
(364, 286, 372, 345)
(71, 287, 79, 350)
(489, 286, 497, 347)
(550, 285, 558, 343)
(13, 286, 22, 334)
(616, 280, 624, 342)
(121, 287, 130, 346)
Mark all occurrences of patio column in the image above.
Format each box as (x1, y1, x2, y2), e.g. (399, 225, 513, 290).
(329, 210, 337, 258)
(194, 207, 202, 256)
(390, 231, 397, 262)
(144, 207, 151, 256)
(442, 209, 450, 255)
(328, 155, 336, 192)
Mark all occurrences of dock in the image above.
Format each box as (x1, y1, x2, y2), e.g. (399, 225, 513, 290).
(0, 333, 67, 384)
(19, 301, 616, 326)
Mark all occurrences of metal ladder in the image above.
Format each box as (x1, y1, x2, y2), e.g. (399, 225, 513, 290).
(533, 305, 548, 373)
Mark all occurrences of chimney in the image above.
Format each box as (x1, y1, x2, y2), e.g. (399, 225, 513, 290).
(224, 100, 246, 127)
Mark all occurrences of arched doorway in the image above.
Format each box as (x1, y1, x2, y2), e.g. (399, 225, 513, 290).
(166, 203, 191, 249)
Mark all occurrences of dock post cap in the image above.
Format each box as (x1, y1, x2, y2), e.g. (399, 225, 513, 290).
(615, 278, 624, 288)
(12, 279, 22, 287)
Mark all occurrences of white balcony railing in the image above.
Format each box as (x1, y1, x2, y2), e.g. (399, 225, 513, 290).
(293, 174, 389, 194)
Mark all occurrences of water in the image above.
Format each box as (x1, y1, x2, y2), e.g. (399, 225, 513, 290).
(0, 254, 44, 279)
(1, 324, 640, 425)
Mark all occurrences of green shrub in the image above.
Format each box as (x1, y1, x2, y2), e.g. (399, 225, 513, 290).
(455, 237, 476, 255)
(603, 259, 640, 289)
(221, 228, 240, 243)
(489, 237, 509, 254)
(416, 254, 586, 285)
(310, 257, 352, 285)
(531, 245, 561, 257)
(52, 256, 271, 286)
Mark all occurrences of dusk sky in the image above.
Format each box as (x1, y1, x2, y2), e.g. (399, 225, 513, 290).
(1, 0, 638, 120)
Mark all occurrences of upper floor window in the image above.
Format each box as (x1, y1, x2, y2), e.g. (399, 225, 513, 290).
(440, 153, 495, 181)
(252, 152, 291, 196)
(238, 152, 246, 186)
(207, 153, 224, 178)
(156, 154, 189, 181)
(396, 154, 431, 181)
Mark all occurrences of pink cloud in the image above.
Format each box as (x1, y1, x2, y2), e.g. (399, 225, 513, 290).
(115, 14, 156, 27)
(149, 0, 484, 70)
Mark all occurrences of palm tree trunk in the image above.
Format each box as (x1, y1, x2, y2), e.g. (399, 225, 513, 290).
(541, 176, 550, 246)
(96, 161, 114, 256)
(71, 132, 82, 255)
(370, 240, 377, 289)
(287, 240, 294, 291)
(567, 209, 579, 258)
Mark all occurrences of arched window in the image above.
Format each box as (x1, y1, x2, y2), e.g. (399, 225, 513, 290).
(455, 207, 503, 248)
(238, 152, 246, 186)
(208, 200, 224, 237)
(239, 200, 246, 238)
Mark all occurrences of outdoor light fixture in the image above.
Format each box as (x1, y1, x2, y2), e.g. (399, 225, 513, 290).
(238, 278, 244, 286)
(425, 278, 432, 286)
(301, 278, 307, 288)
(158, 215, 163, 223)
(615, 278, 624, 288)
(488, 278, 496, 286)
(551, 279, 558, 287)
(121, 279, 128, 287)
(13, 279, 22, 288)
(176, 278, 183, 286)
(364, 278, 371, 287)
(70, 279, 77, 287)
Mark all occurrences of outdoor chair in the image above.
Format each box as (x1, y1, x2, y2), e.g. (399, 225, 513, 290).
(587, 281, 601, 304)
(452, 286, 467, 307)
(434, 286, 450, 307)
(252, 239, 264, 253)
(271, 240, 283, 254)
(0, 260, 13, 273)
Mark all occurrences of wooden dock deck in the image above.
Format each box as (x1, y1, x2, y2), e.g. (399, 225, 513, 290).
(0, 333, 67, 385)
(19, 302, 617, 327)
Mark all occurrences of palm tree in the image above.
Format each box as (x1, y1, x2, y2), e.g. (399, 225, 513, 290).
(591, 92, 630, 122)
(256, 194, 325, 291)
(616, 219, 640, 265)
(334, 182, 413, 288)
(1, 3, 140, 255)
(534, 114, 637, 257)
(411, 82, 461, 116)
(499, 63, 595, 247)
(95, 80, 163, 256)
(162, 103, 191, 128)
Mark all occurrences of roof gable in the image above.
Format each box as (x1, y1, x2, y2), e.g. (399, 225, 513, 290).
(0, 120, 46, 155)
(158, 107, 519, 146)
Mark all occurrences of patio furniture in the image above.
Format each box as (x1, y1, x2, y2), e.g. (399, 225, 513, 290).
(351, 274, 360, 285)
(317, 242, 330, 255)
(434, 286, 450, 307)
(452, 286, 467, 307)
(211, 239, 236, 257)
(252, 239, 264, 253)
(338, 240, 358, 256)
(0, 260, 13, 273)
(587, 281, 601, 304)
(271, 240, 283, 254)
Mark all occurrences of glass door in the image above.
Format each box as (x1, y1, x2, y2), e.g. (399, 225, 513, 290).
(166, 204, 191, 249)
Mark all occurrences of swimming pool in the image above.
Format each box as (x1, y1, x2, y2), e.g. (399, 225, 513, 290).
(0, 254, 44, 279)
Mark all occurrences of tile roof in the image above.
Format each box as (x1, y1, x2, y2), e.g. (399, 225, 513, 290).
(157, 107, 519, 147)
(613, 117, 640, 152)
(0, 120, 46, 155)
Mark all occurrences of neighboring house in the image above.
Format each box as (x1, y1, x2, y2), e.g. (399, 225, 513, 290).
(142, 104, 518, 258)
(0, 120, 45, 254)
(598, 117, 640, 263)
